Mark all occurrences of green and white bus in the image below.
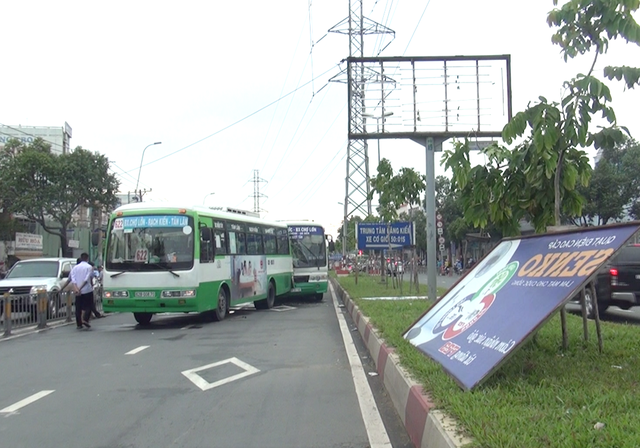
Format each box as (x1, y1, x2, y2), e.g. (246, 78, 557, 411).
(285, 222, 328, 301)
(102, 204, 293, 325)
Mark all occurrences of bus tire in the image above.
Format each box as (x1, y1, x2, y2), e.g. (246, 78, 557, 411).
(134, 312, 153, 326)
(255, 282, 275, 310)
(312, 293, 323, 302)
(213, 287, 228, 322)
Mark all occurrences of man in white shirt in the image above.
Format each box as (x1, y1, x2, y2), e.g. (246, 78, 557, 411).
(67, 253, 94, 329)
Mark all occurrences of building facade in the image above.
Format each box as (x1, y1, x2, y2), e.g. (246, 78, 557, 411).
(0, 122, 72, 155)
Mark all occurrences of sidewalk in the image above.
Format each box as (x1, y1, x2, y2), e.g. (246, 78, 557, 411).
(331, 278, 471, 448)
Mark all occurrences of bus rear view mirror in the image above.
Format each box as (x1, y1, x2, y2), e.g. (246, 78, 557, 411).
(201, 227, 212, 242)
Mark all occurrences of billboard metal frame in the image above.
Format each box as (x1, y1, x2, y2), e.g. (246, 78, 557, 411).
(347, 54, 513, 302)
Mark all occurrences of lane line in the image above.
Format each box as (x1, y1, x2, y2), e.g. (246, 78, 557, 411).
(125, 345, 150, 355)
(329, 282, 392, 448)
(0, 390, 55, 414)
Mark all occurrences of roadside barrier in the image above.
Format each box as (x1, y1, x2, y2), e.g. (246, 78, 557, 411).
(1, 289, 103, 337)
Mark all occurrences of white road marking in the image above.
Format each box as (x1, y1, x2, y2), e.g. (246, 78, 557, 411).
(125, 345, 150, 355)
(182, 357, 260, 391)
(271, 305, 297, 312)
(0, 390, 55, 414)
(329, 282, 392, 448)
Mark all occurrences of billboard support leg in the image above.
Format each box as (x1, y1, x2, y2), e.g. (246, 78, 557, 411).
(590, 282, 604, 353)
(579, 287, 589, 341)
(425, 138, 437, 303)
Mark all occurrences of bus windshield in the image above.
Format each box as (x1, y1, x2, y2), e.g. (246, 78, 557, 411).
(289, 226, 326, 269)
(105, 214, 195, 271)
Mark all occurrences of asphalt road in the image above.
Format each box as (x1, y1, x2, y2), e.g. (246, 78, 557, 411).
(0, 290, 413, 448)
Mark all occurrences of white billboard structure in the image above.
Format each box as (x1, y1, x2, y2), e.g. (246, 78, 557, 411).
(0, 122, 72, 155)
(346, 55, 513, 302)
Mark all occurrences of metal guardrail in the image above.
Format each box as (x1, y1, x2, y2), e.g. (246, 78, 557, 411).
(2, 288, 104, 337)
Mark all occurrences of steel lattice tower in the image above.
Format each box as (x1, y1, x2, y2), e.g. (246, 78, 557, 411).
(251, 169, 267, 214)
(329, 0, 394, 234)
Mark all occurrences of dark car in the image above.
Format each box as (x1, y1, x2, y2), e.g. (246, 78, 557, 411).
(575, 244, 640, 318)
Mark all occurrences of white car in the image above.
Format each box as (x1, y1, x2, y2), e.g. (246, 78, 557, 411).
(0, 257, 76, 319)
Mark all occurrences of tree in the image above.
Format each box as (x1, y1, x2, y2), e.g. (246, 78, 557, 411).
(0, 141, 120, 256)
(574, 137, 640, 225)
(442, 0, 640, 236)
(370, 158, 425, 287)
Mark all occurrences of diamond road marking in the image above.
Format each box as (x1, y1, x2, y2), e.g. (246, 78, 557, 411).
(271, 305, 296, 312)
(181, 357, 260, 391)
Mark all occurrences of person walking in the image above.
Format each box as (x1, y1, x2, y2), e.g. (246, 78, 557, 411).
(64, 253, 94, 329)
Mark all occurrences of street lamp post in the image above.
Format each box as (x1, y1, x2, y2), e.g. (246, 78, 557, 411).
(135, 141, 162, 200)
(202, 192, 215, 205)
(362, 112, 393, 165)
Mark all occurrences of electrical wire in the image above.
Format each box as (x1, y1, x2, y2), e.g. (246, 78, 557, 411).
(0, 122, 67, 151)
(403, 1, 431, 56)
(256, 15, 308, 172)
(270, 95, 345, 197)
(126, 62, 342, 174)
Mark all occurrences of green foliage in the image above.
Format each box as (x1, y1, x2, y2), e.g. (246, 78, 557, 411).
(576, 137, 640, 225)
(0, 139, 119, 254)
(369, 158, 425, 222)
(338, 276, 640, 448)
(444, 0, 639, 235)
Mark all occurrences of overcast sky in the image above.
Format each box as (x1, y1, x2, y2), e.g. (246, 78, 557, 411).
(2, 0, 638, 238)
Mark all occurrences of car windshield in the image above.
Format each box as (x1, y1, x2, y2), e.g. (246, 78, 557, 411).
(105, 214, 195, 271)
(6, 261, 58, 278)
(288, 226, 326, 268)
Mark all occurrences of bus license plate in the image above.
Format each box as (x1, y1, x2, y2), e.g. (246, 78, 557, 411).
(291, 288, 302, 293)
(135, 291, 155, 298)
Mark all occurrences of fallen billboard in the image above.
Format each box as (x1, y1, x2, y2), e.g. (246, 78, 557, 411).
(403, 223, 640, 390)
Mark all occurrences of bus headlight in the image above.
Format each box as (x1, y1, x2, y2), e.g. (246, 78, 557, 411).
(161, 289, 196, 298)
(309, 274, 328, 281)
(105, 290, 129, 298)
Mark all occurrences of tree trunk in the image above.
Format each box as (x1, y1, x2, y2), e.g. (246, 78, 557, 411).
(60, 225, 72, 257)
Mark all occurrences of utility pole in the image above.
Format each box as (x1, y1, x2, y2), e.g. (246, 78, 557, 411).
(251, 170, 267, 216)
(128, 188, 152, 203)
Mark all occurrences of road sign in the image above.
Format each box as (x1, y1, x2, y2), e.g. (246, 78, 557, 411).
(439, 244, 445, 251)
(438, 237, 445, 244)
(436, 221, 443, 228)
(436, 213, 442, 221)
(356, 222, 414, 250)
(437, 228, 443, 235)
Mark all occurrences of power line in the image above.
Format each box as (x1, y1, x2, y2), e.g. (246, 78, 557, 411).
(0, 122, 67, 151)
(271, 98, 346, 198)
(289, 140, 347, 205)
(403, 1, 431, 56)
(260, 52, 312, 174)
(257, 17, 308, 172)
(125, 62, 343, 175)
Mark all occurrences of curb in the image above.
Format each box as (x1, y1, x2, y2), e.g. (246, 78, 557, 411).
(331, 279, 471, 448)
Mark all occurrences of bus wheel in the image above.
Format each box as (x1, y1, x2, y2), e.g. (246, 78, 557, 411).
(312, 293, 324, 302)
(213, 288, 228, 321)
(255, 282, 275, 310)
(134, 312, 152, 326)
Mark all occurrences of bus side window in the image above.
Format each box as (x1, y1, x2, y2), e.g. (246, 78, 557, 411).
(277, 230, 290, 255)
(215, 231, 227, 255)
(236, 232, 246, 254)
(264, 234, 276, 255)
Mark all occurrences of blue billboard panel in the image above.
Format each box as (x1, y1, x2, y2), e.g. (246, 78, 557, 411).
(403, 223, 640, 390)
(357, 222, 413, 250)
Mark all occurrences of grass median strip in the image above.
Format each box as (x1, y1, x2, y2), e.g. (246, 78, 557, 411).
(335, 273, 640, 448)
